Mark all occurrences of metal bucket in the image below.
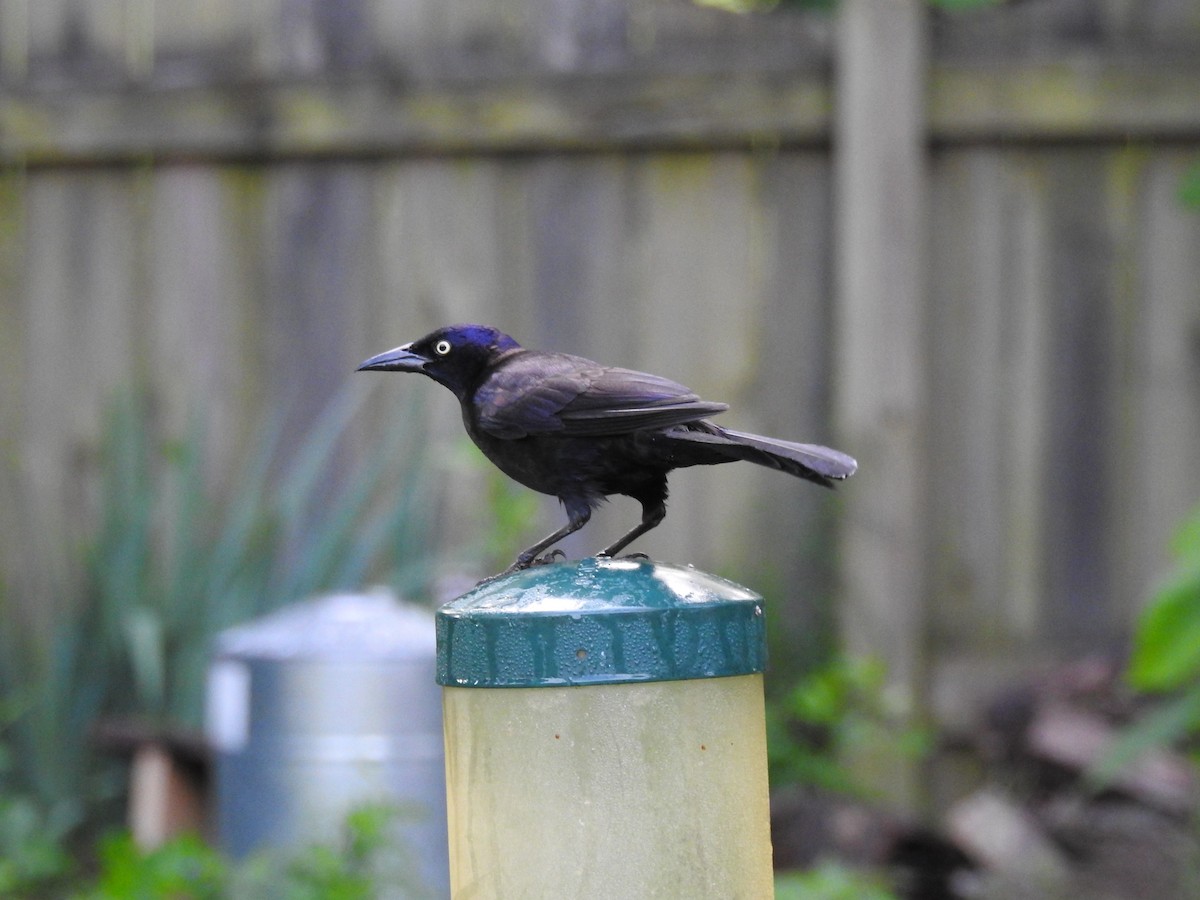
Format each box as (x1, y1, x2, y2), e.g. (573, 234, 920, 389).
(206, 589, 447, 895)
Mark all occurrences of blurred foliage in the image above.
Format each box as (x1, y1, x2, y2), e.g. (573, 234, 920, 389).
(1180, 161, 1200, 210)
(775, 861, 899, 900)
(481, 465, 542, 570)
(62, 802, 419, 899)
(443, 439, 542, 575)
(1092, 504, 1200, 786)
(82, 833, 224, 900)
(1129, 505, 1200, 691)
(0, 792, 74, 897)
(767, 656, 931, 795)
(0, 382, 435, 853)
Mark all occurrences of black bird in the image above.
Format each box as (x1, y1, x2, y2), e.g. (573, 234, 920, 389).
(358, 324, 856, 573)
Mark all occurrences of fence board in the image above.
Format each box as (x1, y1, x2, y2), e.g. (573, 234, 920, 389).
(16, 173, 142, 622)
(145, 167, 262, 477)
(1120, 152, 1200, 603)
(926, 144, 1200, 737)
(834, 0, 929, 807)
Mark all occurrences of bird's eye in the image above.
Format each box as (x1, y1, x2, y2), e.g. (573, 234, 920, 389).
(434, 340, 452, 356)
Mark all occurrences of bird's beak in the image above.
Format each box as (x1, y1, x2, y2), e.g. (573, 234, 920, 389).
(356, 343, 427, 373)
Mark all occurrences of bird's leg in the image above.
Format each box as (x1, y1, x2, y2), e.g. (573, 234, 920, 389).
(504, 505, 591, 574)
(598, 499, 666, 559)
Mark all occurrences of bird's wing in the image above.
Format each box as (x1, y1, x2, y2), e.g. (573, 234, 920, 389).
(475, 352, 727, 439)
(556, 366, 730, 435)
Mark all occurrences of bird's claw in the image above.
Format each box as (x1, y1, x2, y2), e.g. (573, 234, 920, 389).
(531, 549, 567, 567)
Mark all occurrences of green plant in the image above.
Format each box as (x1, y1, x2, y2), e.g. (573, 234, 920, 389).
(480, 457, 543, 573)
(75, 803, 423, 900)
(438, 437, 543, 576)
(0, 792, 75, 897)
(1180, 161, 1200, 210)
(81, 832, 224, 900)
(1092, 504, 1200, 785)
(767, 656, 931, 795)
(1128, 504, 1200, 693)
(0, 685, 75, 897)
(0, 381, 436, 846)
(775, 862, 899, 900)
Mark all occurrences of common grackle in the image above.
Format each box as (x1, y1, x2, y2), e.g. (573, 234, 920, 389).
(358, 324, 856, 573)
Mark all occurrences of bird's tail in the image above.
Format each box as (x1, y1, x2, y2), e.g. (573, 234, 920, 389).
(664, 423, 857, 488)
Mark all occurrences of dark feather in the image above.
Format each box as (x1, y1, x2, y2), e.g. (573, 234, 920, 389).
(662, 423, 856, 488)
(476, 352, 728, 438)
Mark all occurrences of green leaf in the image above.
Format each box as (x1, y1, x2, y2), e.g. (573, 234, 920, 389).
(343, 803, 396, 860)
(1179, 160, 1200, 210)
(86, 832, 225, 899)
(1129, 573, 1200, 690)
(1169, 503, 1200, 564)
(775, 862, 899, 900)
(124, 607, 166, 714)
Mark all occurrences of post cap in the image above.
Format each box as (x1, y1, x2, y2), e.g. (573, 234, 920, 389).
(436, 557, 766, 688)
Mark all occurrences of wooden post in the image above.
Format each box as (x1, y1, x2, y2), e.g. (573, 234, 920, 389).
(833, 0, 930, 810)
(130, 743, 209, 849)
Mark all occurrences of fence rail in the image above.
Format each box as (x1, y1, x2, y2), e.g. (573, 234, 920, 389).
(6, 58, 1200, 167)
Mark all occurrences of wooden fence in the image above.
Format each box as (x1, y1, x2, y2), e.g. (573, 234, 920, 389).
(3, 0, 1200, 807)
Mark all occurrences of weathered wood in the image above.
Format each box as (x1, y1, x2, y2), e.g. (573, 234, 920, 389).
(738, 152, 838, 668)
(931, 60, 1200, 143)
(1116, 152, 1200, 606)
(932, 0, 1200, 57)
(1041, 151, 1122, 647)
(923, 144, 1200, 807)
(833, 0, 930, 808)
(6, 59, 1200, 166)
(0, 74, 834, 164)
(927, 148, 1056, 653)
(16, 172, 143, 632)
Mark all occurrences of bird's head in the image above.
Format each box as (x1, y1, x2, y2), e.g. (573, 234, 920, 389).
(356, 324, 522, 399)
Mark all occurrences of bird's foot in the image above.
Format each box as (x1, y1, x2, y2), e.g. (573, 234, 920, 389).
(481, 549, 567, 585)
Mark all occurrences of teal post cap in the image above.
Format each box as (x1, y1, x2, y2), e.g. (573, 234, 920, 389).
(436, 557, 766, 688)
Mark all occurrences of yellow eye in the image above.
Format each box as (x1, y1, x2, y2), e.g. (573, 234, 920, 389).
(434, 340, 452, 356)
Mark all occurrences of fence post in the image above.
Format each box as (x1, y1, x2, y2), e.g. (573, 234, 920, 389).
(436, 557, 774, 899)
(834, 0, 931, 810)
